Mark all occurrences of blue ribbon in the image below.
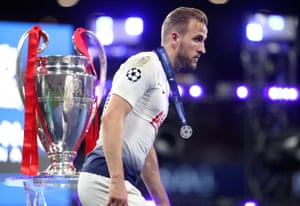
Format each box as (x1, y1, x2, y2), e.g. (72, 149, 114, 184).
(155, 46, 188, 126)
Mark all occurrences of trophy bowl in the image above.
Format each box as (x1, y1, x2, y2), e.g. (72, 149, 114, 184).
(35, 55, 97, 175)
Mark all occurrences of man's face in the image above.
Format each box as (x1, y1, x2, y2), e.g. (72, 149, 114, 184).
(175, 19, 208, 71)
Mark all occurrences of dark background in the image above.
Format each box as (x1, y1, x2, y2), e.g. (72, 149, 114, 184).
(1, 0, 300, 205)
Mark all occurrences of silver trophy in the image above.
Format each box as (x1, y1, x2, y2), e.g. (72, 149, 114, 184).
(16, 27, 107, 176)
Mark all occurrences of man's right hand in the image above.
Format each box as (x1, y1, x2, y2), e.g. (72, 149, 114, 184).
(106, 178, 128, 206)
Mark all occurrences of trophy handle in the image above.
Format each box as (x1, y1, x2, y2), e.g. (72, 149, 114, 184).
(16, 29, 49, 102)
(72, 28, 107, 155)
(85, 30, 107, 102)
(72, 28, 107, 103)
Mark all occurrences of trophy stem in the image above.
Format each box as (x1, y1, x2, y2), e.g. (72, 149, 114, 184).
(40, 151, 78, 176)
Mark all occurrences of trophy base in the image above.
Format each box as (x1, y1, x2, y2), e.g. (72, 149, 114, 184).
(41, 152, 79, 176)
(39, 163, 78, 176)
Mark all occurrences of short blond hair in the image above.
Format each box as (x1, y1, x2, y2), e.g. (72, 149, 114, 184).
(161, 7, 208, 45)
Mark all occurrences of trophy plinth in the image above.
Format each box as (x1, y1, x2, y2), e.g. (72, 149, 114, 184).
(4, 175, 80, 206)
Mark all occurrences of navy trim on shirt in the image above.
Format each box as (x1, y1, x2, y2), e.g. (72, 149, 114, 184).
(81, 146, 139, 186)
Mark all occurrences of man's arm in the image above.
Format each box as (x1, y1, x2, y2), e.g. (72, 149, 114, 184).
(141, 146, 171, 206)
(101, 94, 132, 206)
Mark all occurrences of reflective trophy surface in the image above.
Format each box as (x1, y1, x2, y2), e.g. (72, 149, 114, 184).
(34, 55, 97, 175)
(16, 27, 106, 176)
(4, 26, 107, 206)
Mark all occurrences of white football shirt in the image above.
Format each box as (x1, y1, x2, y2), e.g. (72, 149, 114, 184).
(100, 51, 170, 173)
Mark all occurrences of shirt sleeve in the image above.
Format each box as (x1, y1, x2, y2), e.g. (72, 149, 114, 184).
(110, 54, 156, 107)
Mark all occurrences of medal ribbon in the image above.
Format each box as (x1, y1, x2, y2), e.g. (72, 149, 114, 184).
(21, 26, 42, 176)
(155, 47, 189, 128)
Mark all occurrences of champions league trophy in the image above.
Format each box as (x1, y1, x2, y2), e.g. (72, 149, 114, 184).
(15, 26, 107, 177)
(2, 25, 106, 206)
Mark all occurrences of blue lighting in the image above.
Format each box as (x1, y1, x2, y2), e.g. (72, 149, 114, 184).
(189, 84, 203, 98)
(245, 13, 297, 41)
(268, 15, 285, 31)
(96, 16, 114, 45)
(125, 17, 144, 36)
(236, 85, 249, 99)
(94, 16, 144, 58)
(243, 200, 258, 206)
(266, 86, 299, 101)
(246, 22, 263, 41)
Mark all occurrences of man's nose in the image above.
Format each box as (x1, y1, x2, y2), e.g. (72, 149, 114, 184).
(198, 43, 206, 54)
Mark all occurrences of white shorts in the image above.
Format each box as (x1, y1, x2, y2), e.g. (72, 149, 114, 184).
(77, 172, 148, 206)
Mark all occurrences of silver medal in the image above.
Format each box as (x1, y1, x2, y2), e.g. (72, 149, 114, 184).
(180, 125, 193, 139)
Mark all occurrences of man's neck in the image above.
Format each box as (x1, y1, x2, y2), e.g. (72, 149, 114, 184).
(161, 44, 177, 71)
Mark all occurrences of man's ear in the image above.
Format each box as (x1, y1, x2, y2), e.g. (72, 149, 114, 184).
(170, 32, 180, 48)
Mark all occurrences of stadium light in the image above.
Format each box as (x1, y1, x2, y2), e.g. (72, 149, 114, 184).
(245, 12, 298, 42)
